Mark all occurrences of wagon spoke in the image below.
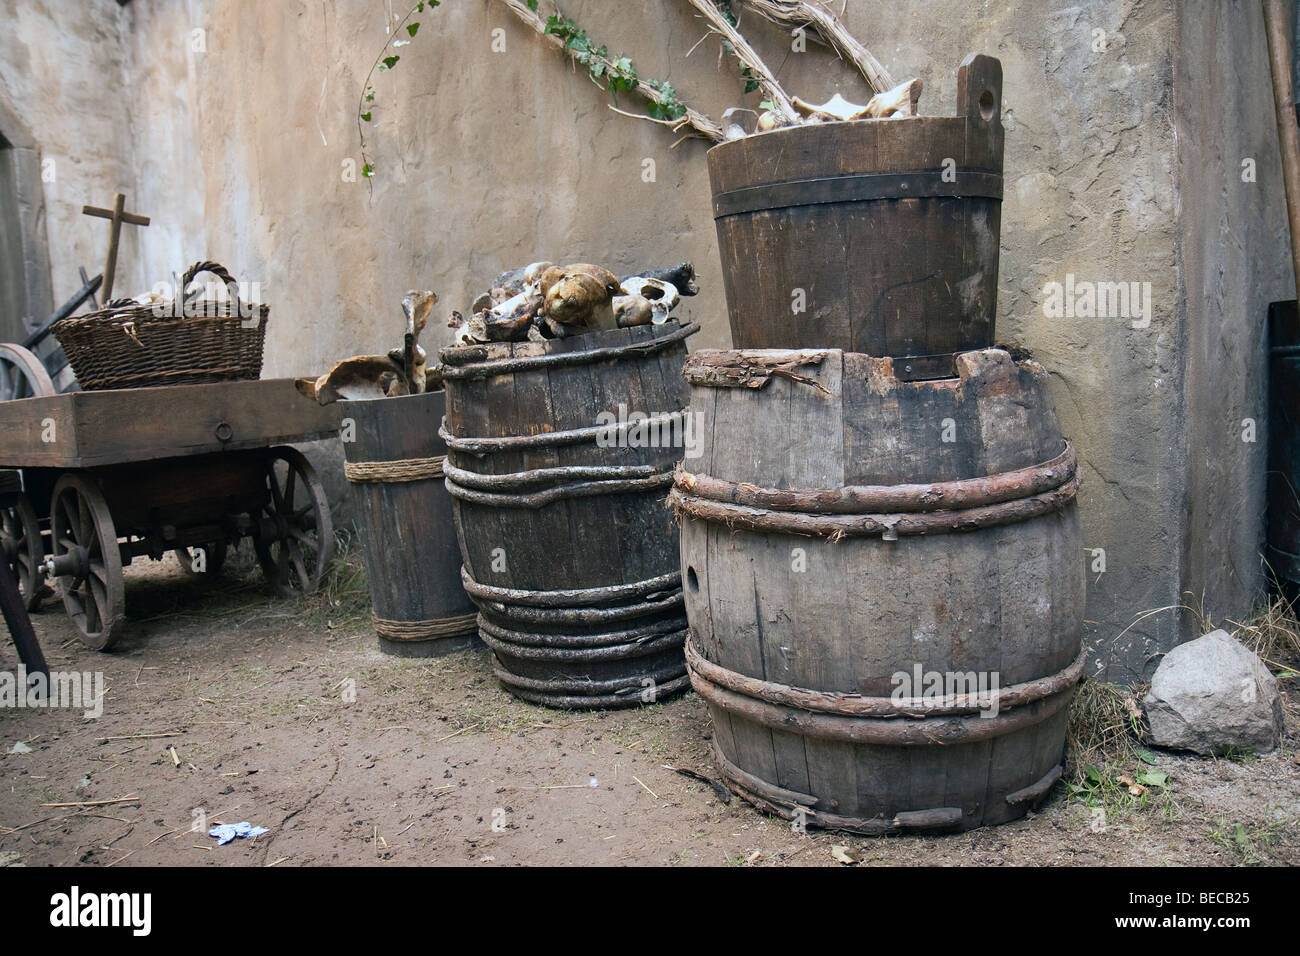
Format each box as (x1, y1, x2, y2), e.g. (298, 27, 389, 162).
(284, 467, 298, 512)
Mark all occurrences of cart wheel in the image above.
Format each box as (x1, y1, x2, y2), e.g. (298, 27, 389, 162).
(0, 343, 56, 401)
(256, 446, 333, 597)
(175, 541, 228, 577)
(2, 493, 46, 611)
(50, 473, 125, 650)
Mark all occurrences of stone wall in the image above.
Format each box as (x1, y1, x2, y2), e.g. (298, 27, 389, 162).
(0, 0, 1290, 680)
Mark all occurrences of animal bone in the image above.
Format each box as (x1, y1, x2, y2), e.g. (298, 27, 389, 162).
(792, 92, 871, 122)
(614, 295, 654, 328)
(398, 290, 435, 394)
(862, 78, 922, 118)
(620, 262, 699, 297)
(479, 289, 544, 341)
(301, 355, 404, 405)
(619, 276, 680, 325)
(722, 107, 757, 140)
(541, 264, 625, 334)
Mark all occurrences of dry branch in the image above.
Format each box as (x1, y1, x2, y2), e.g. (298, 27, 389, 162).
(499, 0, 724, 143)
(687, 0, 800, 124)
(735, 0, 895, 93)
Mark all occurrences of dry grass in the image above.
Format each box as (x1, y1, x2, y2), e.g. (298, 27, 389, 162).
(1065, 677, 1146, 782)
(1226, 593, 1300, 673)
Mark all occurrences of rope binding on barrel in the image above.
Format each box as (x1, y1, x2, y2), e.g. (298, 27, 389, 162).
(344, 455, 445, 483)
(371, 610, 478, 641)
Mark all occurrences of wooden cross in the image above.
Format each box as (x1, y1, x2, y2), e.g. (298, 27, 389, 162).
(82, 192, 150, 303)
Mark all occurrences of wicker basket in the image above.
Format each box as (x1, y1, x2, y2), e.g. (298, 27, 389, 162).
(53, 261, 268, 390)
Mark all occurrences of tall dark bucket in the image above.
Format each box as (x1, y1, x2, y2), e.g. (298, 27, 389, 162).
(341, 390, 480, 657)
(707, 54, 1004, 374)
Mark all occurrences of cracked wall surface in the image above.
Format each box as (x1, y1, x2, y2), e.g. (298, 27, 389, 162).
(0, 0, 1289, 680)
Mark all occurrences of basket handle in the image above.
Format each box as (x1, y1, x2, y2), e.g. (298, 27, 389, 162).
(180, 260, 241, 312)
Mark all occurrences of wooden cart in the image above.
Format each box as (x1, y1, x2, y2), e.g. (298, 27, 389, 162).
(0, 378, 341, 650)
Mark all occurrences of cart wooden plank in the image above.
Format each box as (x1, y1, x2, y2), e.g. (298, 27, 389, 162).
(0, 379, 340, 468)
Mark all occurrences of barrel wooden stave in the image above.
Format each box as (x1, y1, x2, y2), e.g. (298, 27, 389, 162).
(678, 346, 1083, 832)
(444, 325, 688, 593)
(342, 390, 479, 657)
(707, 54, 1004, 358)
(443, 323, 696, 707)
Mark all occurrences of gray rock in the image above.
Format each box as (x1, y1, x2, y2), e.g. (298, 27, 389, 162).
(1142, 629, 1283, 755)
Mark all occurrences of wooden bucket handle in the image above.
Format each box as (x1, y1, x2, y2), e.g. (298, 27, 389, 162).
(957, 53, 1002, 127)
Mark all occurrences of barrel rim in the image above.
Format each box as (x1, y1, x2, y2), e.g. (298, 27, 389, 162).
(438, 320, 698, 377)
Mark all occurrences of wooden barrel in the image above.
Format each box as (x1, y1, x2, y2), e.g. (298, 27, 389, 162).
(707, 54, 1003, 374)
(671, 347, 1084, 834)
(341, 390, 480, 657)
(440, 321, 699, 708)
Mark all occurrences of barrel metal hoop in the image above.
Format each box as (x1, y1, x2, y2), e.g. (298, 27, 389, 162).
(712, 170, 1004, 219)
(676, 443, 1075, 516)
(461, 568, 682, 608)
(438, 409, 689, 456)
(478, 619, 686, 663)
(371, 610, 478, 642)
(476, 611, 688, 650)
(445, 471, 674, 510)
(443, 461, 663, 492)
(687, 655, 1080, 747)
(710, 743, 966, 835)
(345, 455, 445, 484)
(476, 590, 684, 626)
(670, 473, 1079, 540)
(685, 633, 1086, 718)
(498, 671, 692, 710)
(491, 659, 688, 696)
(439, 321, 699, 378)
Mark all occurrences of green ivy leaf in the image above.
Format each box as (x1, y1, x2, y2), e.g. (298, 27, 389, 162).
(379, 55, 400, 71)
(362, 163, 375, 178)
(360, 111, 372, 122)
(759, 99, 775, 111)
(527, 0, 539, 8)
(1136, 749, 1160, 765)
(744, 79, 759, 94)
(407, 22, 420, 37)
(1136, 770, 1169, 788)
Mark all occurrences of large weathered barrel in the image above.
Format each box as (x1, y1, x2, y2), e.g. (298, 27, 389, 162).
(707, 54, 1003, 373)
(341, 390, 480, 657)
(671, 347, 1084, 834)
(440, 321, 699, 708)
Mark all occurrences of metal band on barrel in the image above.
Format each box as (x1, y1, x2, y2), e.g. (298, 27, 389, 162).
(670, 448, 1078, 540)
(439, 321, 699, 379)
(685, 633, 1086, 719)
(438, 410, 688, 455)
(712, 170, 1004, 219)
(676, 443, 1075, 514)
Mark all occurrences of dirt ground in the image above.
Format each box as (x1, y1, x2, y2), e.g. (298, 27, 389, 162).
(1, 545, 1297, 868)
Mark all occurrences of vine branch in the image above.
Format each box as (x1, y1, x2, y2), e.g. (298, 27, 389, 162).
(499, 0, 724, 143)
(686, 0, 800, 124)
(734, 0, 894, 93)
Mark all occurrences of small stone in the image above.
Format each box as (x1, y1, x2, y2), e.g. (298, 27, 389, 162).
(8, 741, 31, 754)
(1142, 629, 1283, 755)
